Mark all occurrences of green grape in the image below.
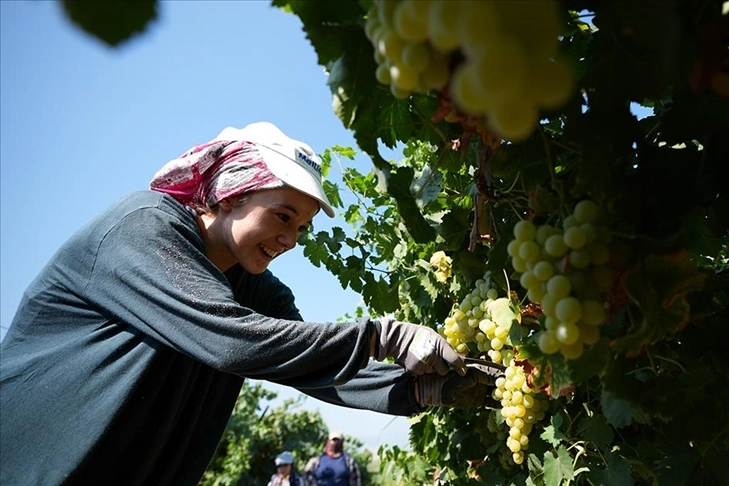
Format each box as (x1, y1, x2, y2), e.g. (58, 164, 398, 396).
(527, 285, 546, 304)
(544, 234, 568, 257)
(519, 270, 540, 291)
(473, 36, 529, 100)
(539, 330, 561, 354)
(487, 288, 499, 300)
(389, 63, 419, 90)
(364, 11, 381, 41)
(533, 260, 555, 281)
(450, 63, 492, 115)
(581, 299, 606, 325)
(420, 54, 450, 89)
(536, 224, 559, 245)
(580, 223, 597, 244)
(546, 274, 572, 299)
(377, 29, 404, 62)
(556, 321, 580, 345)
(541, 292, 558, 317)
(507, 239, 521, 257)
(518, 240, 541, 262)
(513, 220, 537, 241)
(376, 0, 398, 29)
(568, 248, 590, 269)
(512, 452, 524, 464)
(577, 321, 601, 344)
(393, 0, 431, 42)
(529, 57, 574, 109)
(495, 0, 561, 53)
(562, 215, 579, 230)
(428, 0, 462, 53)
(555, 296, 582, 323)
(457, 1, 501, 57)
(564, 226, 587, 250)
(390, 83, 411, 99)
(488, 93, 539, 142)
(544, 316, 559, 330)
(375, 64, 392, 84)
(511, 256, 528, 273)
(573, 199, 599, 224)
(560, 341, 584, 359)
(401, 42, 431, 72)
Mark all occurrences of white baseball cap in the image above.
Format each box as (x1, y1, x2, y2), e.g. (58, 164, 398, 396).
(214, 122, 334, 217)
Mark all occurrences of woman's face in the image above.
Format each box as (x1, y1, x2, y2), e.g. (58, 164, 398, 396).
(210, 187, 319, 273)
(277, 463, 293, 476)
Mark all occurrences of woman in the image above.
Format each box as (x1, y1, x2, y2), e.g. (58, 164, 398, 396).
(268, 451, 303, 486)
(0, 122, 470, 486)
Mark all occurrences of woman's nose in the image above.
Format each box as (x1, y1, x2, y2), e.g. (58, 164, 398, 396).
(277, 231, 297, 250)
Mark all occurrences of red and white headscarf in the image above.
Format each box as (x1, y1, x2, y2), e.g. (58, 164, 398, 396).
(150, 140, 284, 207)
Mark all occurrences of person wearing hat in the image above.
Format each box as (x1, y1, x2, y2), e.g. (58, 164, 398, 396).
(0, 122, 501, 486)
(304, 430, 361, 486)
(268, 451, 303, 486)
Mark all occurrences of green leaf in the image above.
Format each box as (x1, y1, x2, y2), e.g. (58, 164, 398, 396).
(600, 389, 648, 428)
(388, 167, 437, 243)
(377, 98, 416, 149)
(615, 251, 706, 356)
(543, 447, 573, 485)
(575, 413, 614, 449)
(567, 338, 610, 385)
(540, 414, 568, 448)
(586, 449, 633, 486)
(410, 166, 442, 209)
(62, 0, 157, 47)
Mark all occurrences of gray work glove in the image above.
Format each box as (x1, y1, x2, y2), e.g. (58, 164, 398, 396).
(414, 365, 505, 408)
(375, 318, 467, 376)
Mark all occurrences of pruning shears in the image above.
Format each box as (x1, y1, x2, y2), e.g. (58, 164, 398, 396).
(464, 357, 506, 384)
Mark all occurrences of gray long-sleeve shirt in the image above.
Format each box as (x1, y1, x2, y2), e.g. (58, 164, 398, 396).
(0, 191, 420, 486)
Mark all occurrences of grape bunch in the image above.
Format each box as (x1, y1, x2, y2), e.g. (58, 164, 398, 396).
(507, 200, 615, 359)
(439, 277, 549, 466)
(439, 278, 519, 365)
(364, 0, 574, 141)
(493, 361, 549, 465)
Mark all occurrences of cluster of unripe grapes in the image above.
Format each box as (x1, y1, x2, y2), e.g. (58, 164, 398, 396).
(439, 277, 548, 466)
(493, 362, 548, 465)
(507, 200, 615, 359)
(364, 0, 573, 141)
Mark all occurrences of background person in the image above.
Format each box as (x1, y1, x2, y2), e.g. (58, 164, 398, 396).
(304, 430, 360, 486)
(267, 451, 303, 486)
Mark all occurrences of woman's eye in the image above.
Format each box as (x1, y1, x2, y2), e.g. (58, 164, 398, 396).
(278, 213, 290, 223)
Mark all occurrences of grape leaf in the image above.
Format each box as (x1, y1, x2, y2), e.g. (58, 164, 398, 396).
(567, 338, 609, 385)
(540, 414, 567, 448)
(614, 251, 706, 356)
(585, 449, 633, 486)
(387, 168, 437, 243)
(62, 0, 157, 47)
(600, 389, 649, 428)
(410, 166, 442, 209)
(543, 447, 573, 485)
(575, 413, 614, 449)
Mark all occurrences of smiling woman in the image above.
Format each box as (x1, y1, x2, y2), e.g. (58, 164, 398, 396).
(0, 119, 475, 486)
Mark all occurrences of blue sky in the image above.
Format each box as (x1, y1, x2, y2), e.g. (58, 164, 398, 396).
(0, 0, 410, 449)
